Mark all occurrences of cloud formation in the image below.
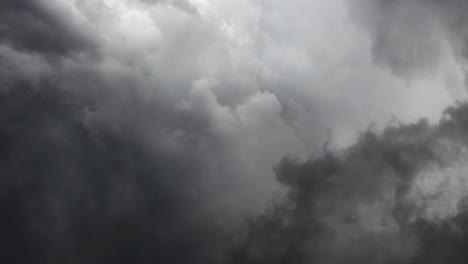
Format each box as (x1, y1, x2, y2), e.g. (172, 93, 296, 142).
(1, 0, 468, 263)
(0, 0, 94, 56)
(234, 104, 468, 263)
(348, 0, 468, 82)
(0, 82, 227, 263)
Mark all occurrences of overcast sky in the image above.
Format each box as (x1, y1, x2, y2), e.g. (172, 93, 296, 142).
(2, 0, 468, 263)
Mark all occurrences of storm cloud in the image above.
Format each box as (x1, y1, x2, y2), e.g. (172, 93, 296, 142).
(2, 0, 468, 263)
(234, 103, 468, 264)
(0, 82, 227, 263)
(0, 0, 95, 56)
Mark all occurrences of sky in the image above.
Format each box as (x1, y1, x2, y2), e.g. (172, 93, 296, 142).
(2, 0, 468, 263)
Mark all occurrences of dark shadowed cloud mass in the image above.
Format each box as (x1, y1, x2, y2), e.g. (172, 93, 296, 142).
(2, 0, 468, 263)
(233, 106, 468, 263)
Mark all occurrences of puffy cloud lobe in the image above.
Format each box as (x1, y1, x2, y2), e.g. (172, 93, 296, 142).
(0, 0, 95, 56)
(348, 0, 468, 82)
(234, 104, 468, 264)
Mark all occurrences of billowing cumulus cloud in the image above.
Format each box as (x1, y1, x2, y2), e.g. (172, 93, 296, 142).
(2, 0, 468, 263)
(234, 105, 468, 263)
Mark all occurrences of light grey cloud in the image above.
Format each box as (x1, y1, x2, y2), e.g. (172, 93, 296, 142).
(348, 0, 468, 85)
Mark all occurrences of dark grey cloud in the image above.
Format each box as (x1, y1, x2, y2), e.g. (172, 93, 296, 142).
(0, 0, 94, 56)
(3, 77, 468, 263)
(0, 79, 237, 263)
(233, 103, 468, 264)
(2, 0, 468, 263)
(0, 3, 237, 260)
(0, 3, 263, 262)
